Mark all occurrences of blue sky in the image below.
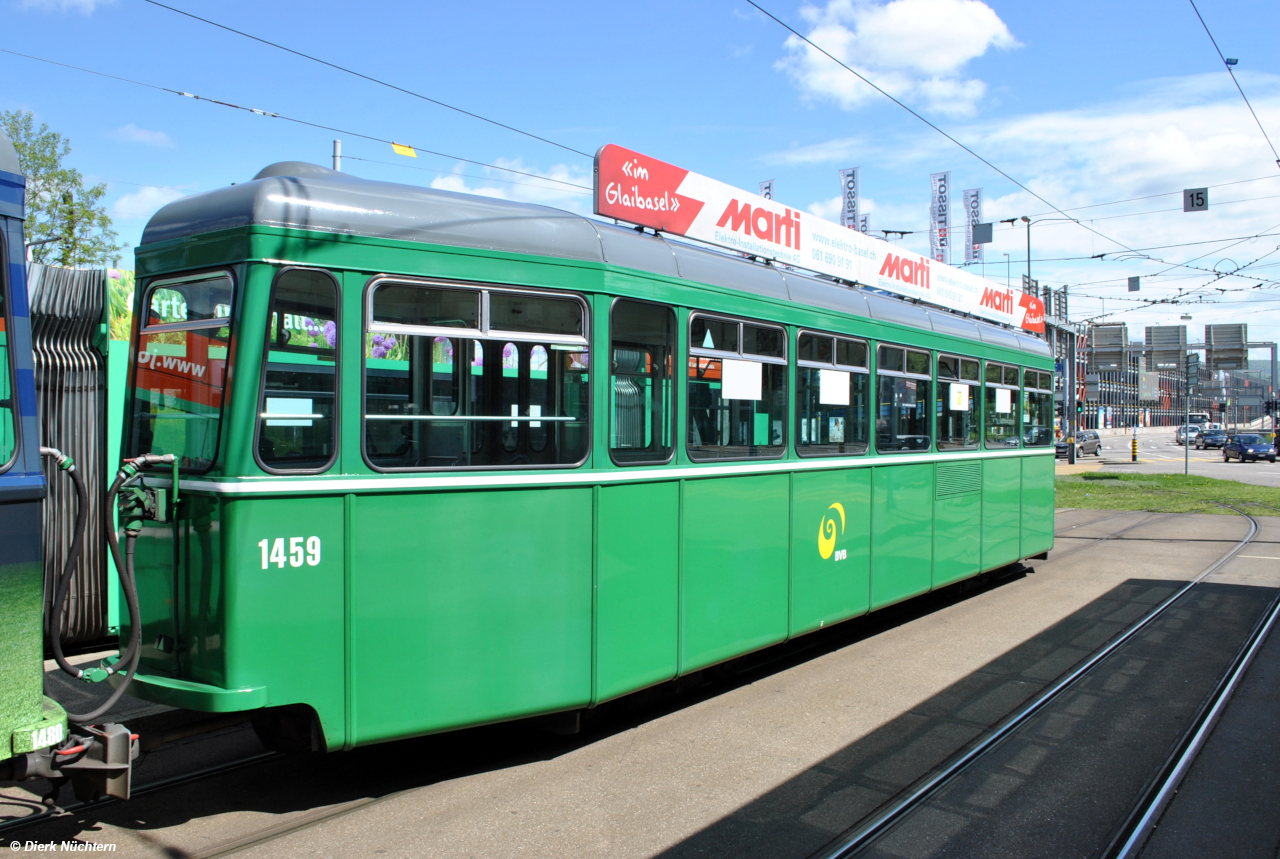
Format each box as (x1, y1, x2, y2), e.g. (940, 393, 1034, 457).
(6, 0, 1280, 352)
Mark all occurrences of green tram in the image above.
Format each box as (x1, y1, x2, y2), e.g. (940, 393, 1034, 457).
(118, 161, 1055, 750)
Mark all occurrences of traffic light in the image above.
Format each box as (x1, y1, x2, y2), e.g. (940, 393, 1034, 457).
(1076, 402, 1083, 414)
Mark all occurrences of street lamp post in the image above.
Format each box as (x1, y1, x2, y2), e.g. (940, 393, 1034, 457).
(1182, 313, 1192, 476)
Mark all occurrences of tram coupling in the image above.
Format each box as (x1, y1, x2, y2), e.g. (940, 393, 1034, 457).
(7, 724, 140, 802)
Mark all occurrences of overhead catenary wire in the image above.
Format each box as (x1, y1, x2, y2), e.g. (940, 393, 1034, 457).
(747, 0, 1280, 294)
(141, 0, 594, 161)
(0, 48, 590, 192)
(1188, 0, 1280, 171)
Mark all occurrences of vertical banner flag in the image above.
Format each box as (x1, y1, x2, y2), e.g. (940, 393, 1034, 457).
(592, 144, 1044, 333)
(759, 180, 774, 200)
(930, 172, 950, 264)
(839, 167, 860, 231)
(963, 188, 982, 263)
(859, 214, 870, 235)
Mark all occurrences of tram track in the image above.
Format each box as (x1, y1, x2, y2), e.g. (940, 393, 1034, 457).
(811, 505, 1263, 859)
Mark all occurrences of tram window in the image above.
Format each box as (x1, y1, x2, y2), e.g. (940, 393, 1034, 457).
(363, 280, 589, 470)
(984, 361, 1020, 449)
(1023, 369, 1054, 448)
(936, 354, 979, 451)
(0, 233, 14, 471)
(610, 300, 675, 465)
(875, 345, 931, 453)
(796, 332, 870, 457)
(371, 283, 479, 331)
(688, 313, 786, 461)
(256, 269, 339, 472)
(126, 272, 234, 472)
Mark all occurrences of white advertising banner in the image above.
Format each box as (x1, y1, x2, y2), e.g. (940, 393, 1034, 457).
(839, 167, 859, 231)
(859, 214, 870, 235)
(759, 180, 774, 201)
(930, 171, 951, 265)
(593, 144, 1044, 333)
(963, 188, 982, 264)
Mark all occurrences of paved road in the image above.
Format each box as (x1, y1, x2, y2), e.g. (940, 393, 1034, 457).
(1091, 433, 1280, 487)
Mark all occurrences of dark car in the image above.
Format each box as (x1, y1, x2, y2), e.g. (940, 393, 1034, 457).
(1195, 429, 1228, 450)
(1056, 429, 1102, 458)
(1223, 434, 1277, 463)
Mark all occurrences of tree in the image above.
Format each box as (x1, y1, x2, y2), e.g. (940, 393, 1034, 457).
(0, 109, 122, 267)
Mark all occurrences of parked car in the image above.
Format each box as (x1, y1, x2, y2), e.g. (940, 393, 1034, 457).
(1223, 434, 1277, 463)
(1195, 429, 1228, 450)
(1175, 425, 1202, 445)
(1056, 429, 1102, 458)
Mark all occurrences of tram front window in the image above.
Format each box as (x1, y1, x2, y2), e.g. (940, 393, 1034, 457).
(126, 272, 234, 472)
(256, 269, 338, 472)
(363, 281, 589, 469)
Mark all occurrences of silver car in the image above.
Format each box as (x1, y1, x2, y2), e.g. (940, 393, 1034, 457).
(1175, 425, 1202, 446)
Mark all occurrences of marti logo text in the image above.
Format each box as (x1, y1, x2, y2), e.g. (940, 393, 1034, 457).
(879, 254, 930, 289)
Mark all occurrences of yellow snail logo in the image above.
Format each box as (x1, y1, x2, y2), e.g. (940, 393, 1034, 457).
(818, 502, 846, 560)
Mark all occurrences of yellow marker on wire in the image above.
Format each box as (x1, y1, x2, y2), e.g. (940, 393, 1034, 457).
(391, 142, 417, 158)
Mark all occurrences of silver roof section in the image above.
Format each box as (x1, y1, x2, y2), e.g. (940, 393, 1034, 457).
(0, 125, 20, 176)
(143, 161, 1049, 357)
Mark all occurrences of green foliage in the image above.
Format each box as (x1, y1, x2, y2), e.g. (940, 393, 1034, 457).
(1056, 473, 1280, 516)
(0, 110, 123, 267)
(107, 270, 135, 341)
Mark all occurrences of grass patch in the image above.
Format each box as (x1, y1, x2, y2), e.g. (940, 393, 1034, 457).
(1056, 472, 1280, 516)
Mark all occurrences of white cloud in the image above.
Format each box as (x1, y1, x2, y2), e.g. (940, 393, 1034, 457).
(784, 72, 1280, 339)
(777, 0, 1018, 117)
(112, 186, 185, 220)
(21, 0, 112, 12)
(109, 124, 173, 148)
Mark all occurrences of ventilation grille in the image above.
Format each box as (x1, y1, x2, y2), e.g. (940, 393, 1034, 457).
(936, 460, 982, 497)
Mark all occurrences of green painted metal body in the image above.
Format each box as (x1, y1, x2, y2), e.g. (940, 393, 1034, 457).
(120, 223, 1055, 752)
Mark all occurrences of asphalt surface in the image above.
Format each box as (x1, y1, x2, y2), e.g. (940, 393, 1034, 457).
(5, 512, 1277, 859)
(1092, 432, 1280, 487)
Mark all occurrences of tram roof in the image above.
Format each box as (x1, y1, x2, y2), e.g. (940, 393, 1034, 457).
(143, 161, 1049, 358)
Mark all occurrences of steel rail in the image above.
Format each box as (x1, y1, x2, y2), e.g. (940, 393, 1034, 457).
(813, 507, 1260, 859)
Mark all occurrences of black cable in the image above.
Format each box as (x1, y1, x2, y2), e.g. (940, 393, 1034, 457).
(1188, 0, 1280, 171)
(0, 47, 587, 192)
(141, 0, 593, 160)
(39, 452, 143, 724)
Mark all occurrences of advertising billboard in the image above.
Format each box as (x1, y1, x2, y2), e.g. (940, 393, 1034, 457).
(593, 144, 1044, 333)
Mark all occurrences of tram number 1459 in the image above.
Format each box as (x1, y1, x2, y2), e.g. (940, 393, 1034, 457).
(258, 537, 322, 569)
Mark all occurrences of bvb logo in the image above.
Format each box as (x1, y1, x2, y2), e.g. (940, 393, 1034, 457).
(818, 502, 846, 560)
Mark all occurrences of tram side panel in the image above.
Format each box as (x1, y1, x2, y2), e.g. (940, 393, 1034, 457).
(595, 481, 679, 704)
(1020, 455, 1055, 558)
(981, 457, 1022, 569)
(350, 487, 592, 745)
(932, 460, 983, 589)
(680, 473, 789, 674)
(870, 462, 934, 610)
(789, 468, 871, 636)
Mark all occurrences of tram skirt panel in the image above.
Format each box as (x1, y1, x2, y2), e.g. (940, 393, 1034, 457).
(982, 457, 1022, 569)
(350, 487, 592, 744)
(1020, 454, 1055, 558)
(932, 460, 983, 589)
(680, 473, 789, 675)
(595, 481, 679, 704)
(870, 463, 934, 610)
(790, 468, 871, 636)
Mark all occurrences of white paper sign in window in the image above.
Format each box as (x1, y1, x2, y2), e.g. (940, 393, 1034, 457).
(995, 387, 1012, 413)
(949, 383, 970, 411)
(819, 369, 851, 406)
(264, 397, 315, 427)
(721, 358, 762, 401)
